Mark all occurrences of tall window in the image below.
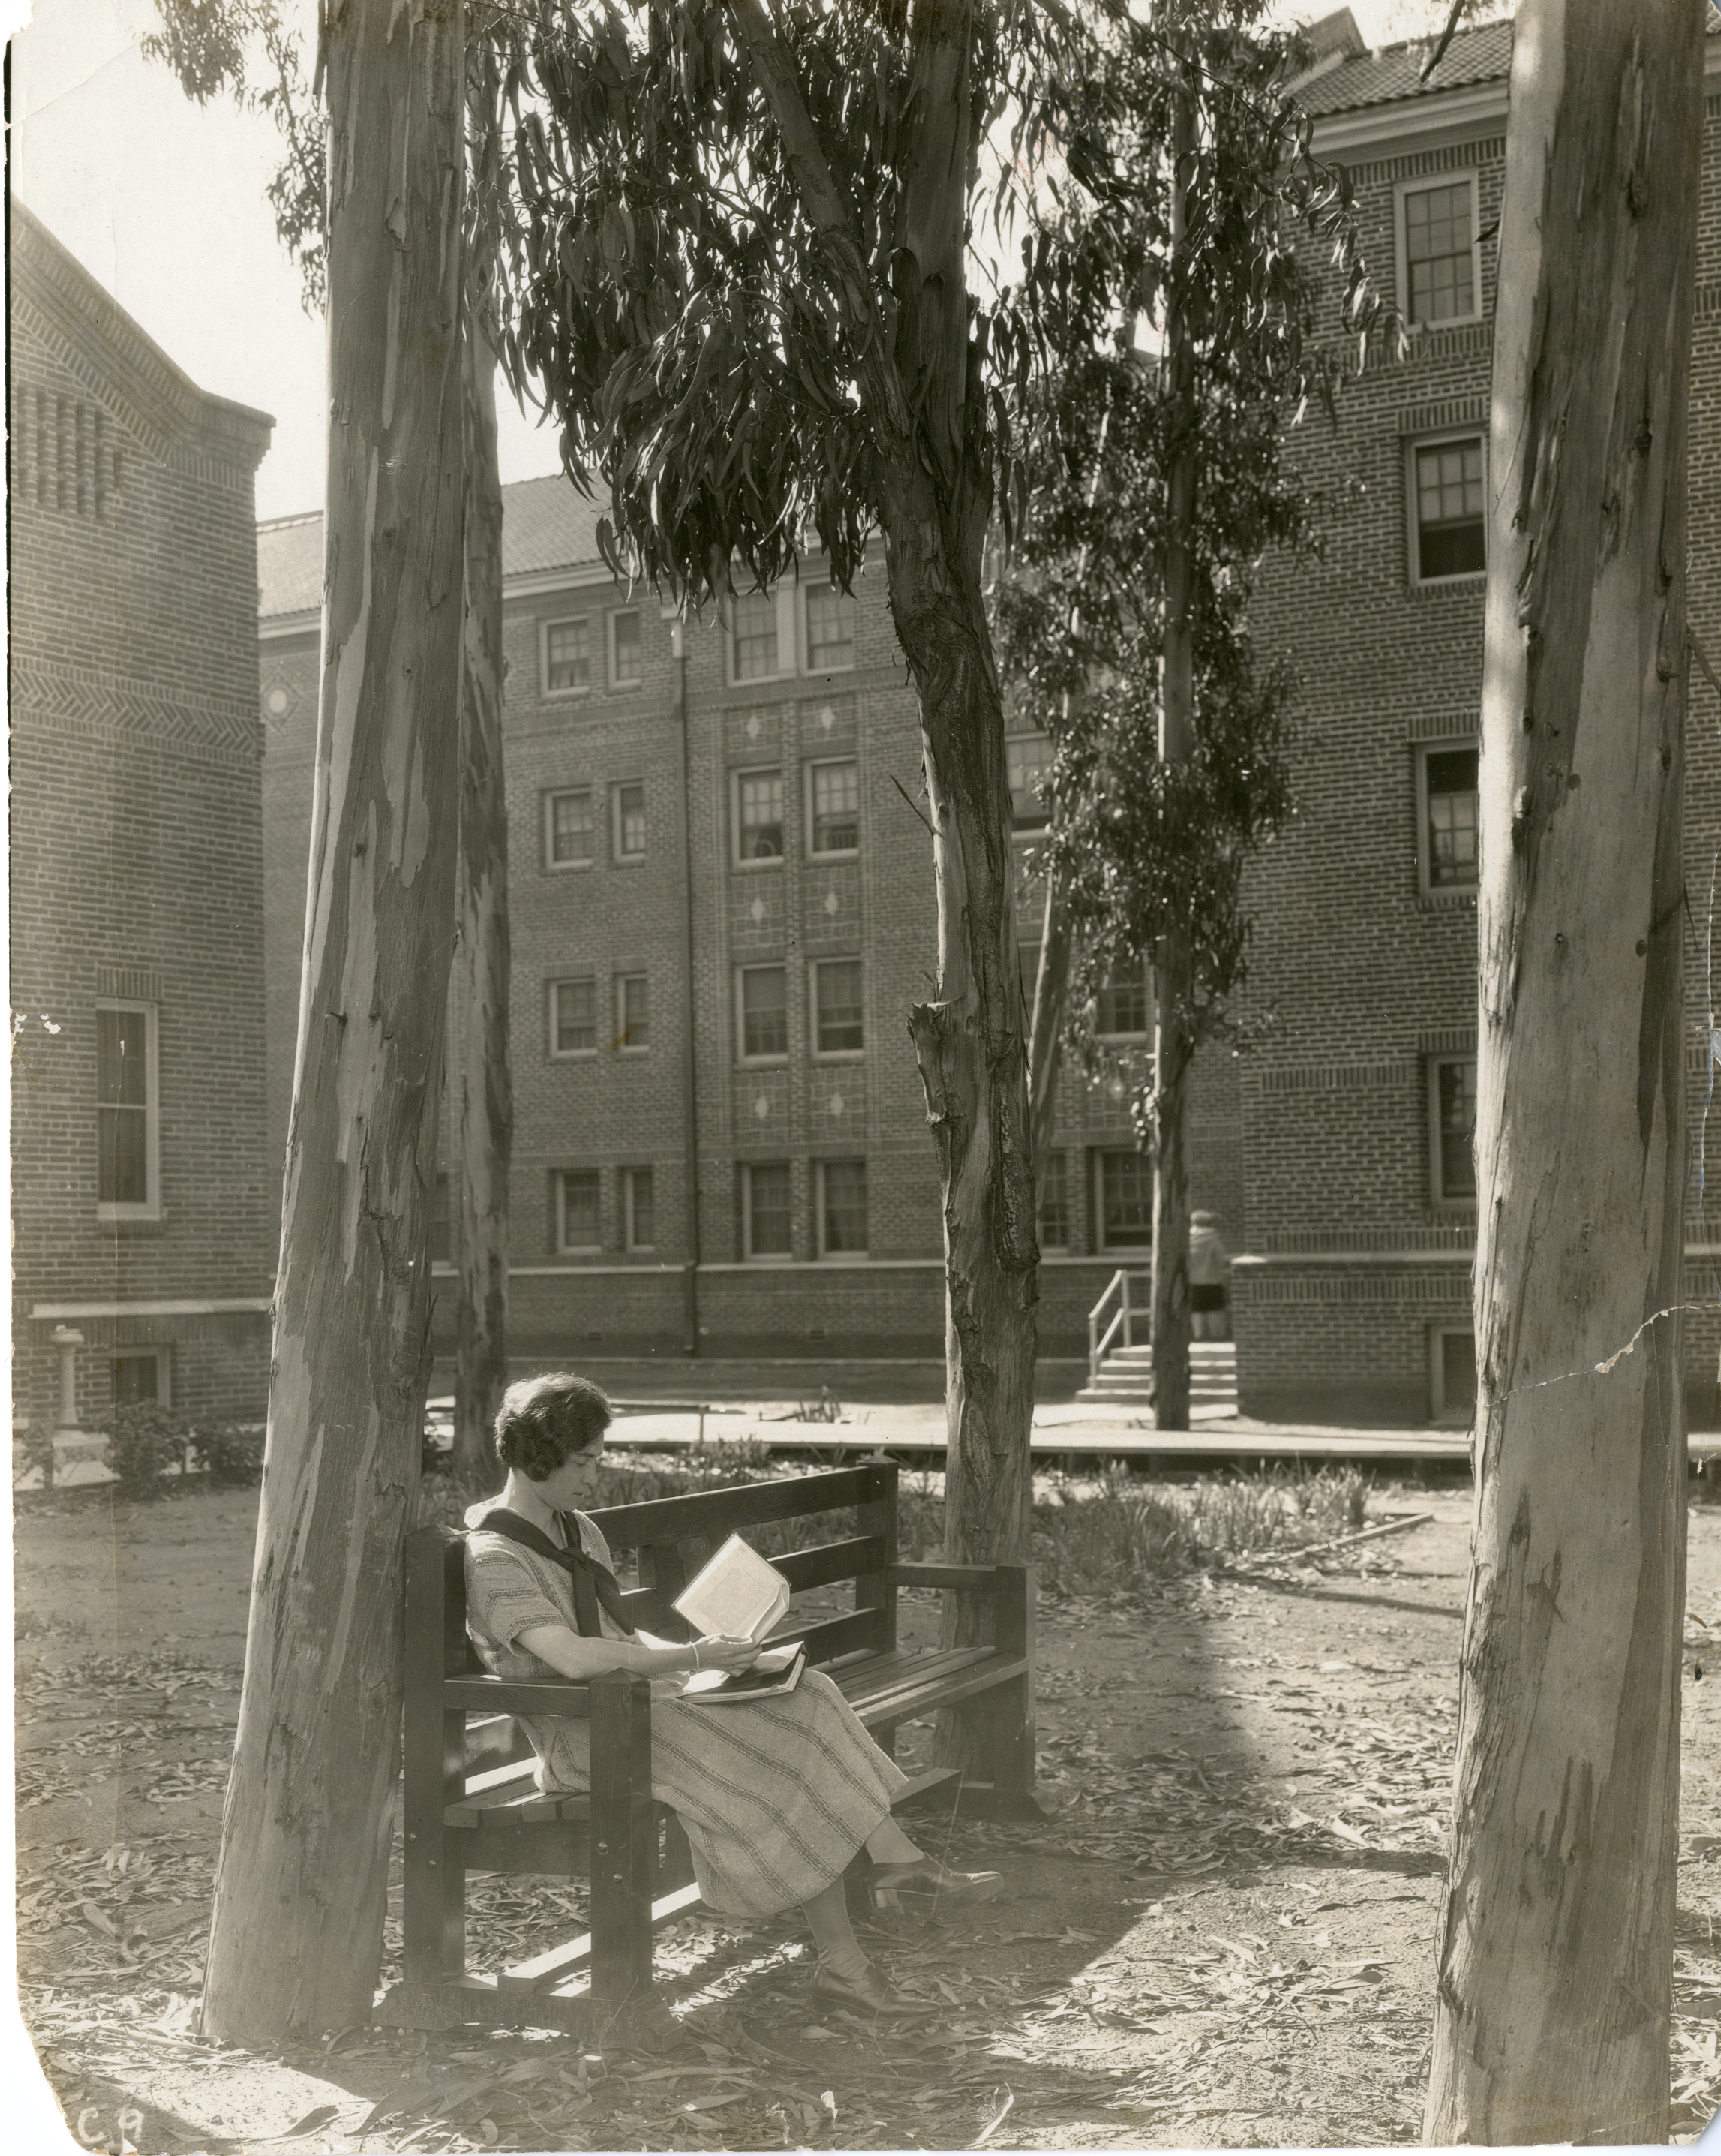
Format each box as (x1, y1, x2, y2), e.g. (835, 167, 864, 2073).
(1419, 743, 1479, 895)
(805, 582, 855, 672)
(1038, 1152, 1070, 1252)
(1431, 1326, 1477, 1422)
(545, 788, 594, 869)
(809, 759, 859, 855)
(1401, 176, 1476, 325)
(616, 973, 650, 1052)
(736, 769, 785, 861)
(743, 1162, 794, 1259)
(732, 589, 779, 681)
(549, 976, 597, 1057)
(739, 966, 789, 1060)
(817, 1159, 868, 1257)
(622, 1165, 655, 1250)
(1008, 732, 1053, 828)
(96, 1003, 157, 1215)
(1095, 970, 1149, 1039)
(556, 1168, 602, 1252)
(611, 607, 643, 685)
(813, 959, 864, 1054)
(1431, 1054, 1478, 1204)
(542, 617, 590, 693)
(1096, 1147, 1152, 1249)
(1413, 437, 1485, 582)
(613, 781, 647, 861)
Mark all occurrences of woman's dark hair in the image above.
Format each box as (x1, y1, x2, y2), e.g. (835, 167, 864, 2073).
(494, 1373, 613, 1481)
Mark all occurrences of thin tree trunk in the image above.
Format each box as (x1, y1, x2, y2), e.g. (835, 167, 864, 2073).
(1028, 869, 1072, 1183)
(200, 0, 467, 2046)
(452, 302, 511, 1479)
(1151, 80, 1197, 1433)
(1422, 2, 1700, 2139)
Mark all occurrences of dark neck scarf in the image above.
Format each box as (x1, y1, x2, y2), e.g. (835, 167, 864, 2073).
(477, 1507, 636, 1638)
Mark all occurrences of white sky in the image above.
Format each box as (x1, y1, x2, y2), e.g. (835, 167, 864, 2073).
(8, 0, 1454, 522)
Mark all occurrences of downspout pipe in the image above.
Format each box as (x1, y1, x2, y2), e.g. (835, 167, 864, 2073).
(671, 613, 702, 1356)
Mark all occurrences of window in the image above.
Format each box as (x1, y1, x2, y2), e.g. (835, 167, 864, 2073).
(809, 759, 860, 856)
(817, 1159, 868, 1257)
(112, 1350, 167, 1408)
(732, 588, 779, 681)
(96, 1002, 158, 1216)
(1096, 1147, 1153, 1250)
(555, 1168, 602, 1253)
(1038, 1153, 1070, 1252)
(1431, 1325, 1477, 1424)
(549, 976, 597, 1057)
(743, 1162, 794, 1260)
(1007, 732, 1053, 829)
(1413, 436, 1486, 582)
(812, 958, 864, 1055)
(1095, 969, 1150, 1040)
(610, 608, 643, 686)
(613, 781, 647, 861)
(735, 768, 785, 862)
(429, 1171, 453, 1265)
(1431, 1054, 1478, 1204)
(738, 966, 789, 1061)
(1400, 176, 1478, 326)
(622, 1165, 655, 1251)
(805, 582, 855, 672)
(1419, 742, 1479, 895)
(542, 617, 591, 693)
(545, 788, 595, 870)
(616, 973, 650, 1052)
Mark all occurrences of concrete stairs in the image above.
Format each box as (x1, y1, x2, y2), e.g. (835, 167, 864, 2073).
(1075, 1340, 1238, 1417)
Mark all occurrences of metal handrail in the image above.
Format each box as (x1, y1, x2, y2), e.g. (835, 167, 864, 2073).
(1087, 1267, 1152, 1382)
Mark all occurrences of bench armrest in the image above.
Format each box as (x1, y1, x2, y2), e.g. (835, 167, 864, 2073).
(885, 1562, 1013, 1592)
(443, 1674, 599, 1716)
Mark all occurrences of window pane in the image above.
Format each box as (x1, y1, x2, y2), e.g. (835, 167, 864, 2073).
(1440, 1329, 1478, 1417)
(811, 760, 859, 853)
(746, 1162, 793, 1256)
(113, 1353, 160, 1406)
(1007, 732, 1053, 828)
(732, 590, 778, 680)
(616, 783, 646, 857)
(1405, 181, 1474, 323)
(815, 959, 864, 1053)
(554, 978, 596, 1054)
(1437, 1057, 1478, 1198)
(98, 1007, 148, 1105)
(618, 974, 649, 1051)
(1096, 971, 1149, 1038)
(1416, 439, 1485, 579)
(97, 1007, 149, 1204)
(741, 967, 788, 1059)
(545, 618, 590, 690)
(738, 770, 785, 860)
(806, 583, 854, 672)
(626, 1167, 654, 1248)
(820, 1159, 867, 1254)
(1425, 746, 1479, 886)
(549, 789, 593, 865)
(1038, 1152, 1070, 1251)
(559, 1169, 601, 1249)
(1100, 1148, 1153, 1247)
(612, 609, 642, 684)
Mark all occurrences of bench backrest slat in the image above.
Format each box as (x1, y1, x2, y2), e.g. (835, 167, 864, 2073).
(588, 1463, 890, 1549)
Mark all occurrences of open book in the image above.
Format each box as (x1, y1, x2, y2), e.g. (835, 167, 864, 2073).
(680, 1640, 806, 1704)
(671, 1533, 791, 1646)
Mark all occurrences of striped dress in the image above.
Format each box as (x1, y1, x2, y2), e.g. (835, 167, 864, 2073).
(464, 1499, 909, 1918)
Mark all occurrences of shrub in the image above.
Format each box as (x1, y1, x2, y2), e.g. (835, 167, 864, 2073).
(193, 1421, 266, 1487)
(107, 1403, 190, 1499)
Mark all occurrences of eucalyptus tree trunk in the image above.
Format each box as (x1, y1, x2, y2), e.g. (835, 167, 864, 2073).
(1422, 2, 1701, 2139)
(201, 0, 466, 2046)
(452, 302, 512, 1479)
(1150, 81, 1197, 1433)
(1028, 873, 1072, 1183)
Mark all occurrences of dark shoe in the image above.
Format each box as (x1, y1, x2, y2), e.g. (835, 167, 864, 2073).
(869, 1857, 1004, 1917)
(811, 1960, 935, 2020)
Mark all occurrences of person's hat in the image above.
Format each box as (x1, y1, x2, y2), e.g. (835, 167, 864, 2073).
(1191, 1210, 1217, 1225)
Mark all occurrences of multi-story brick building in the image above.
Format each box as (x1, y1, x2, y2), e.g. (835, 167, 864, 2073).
(11, 201, 276, 1451)
(259, 486, 1242, 1366)
(1235, 13, 1721, 1426)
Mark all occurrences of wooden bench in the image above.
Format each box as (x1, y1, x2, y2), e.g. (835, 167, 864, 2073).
(376, 1460, 1036, 2041)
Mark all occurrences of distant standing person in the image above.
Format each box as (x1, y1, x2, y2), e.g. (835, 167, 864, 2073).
(1188, 1210, 1231, 1340)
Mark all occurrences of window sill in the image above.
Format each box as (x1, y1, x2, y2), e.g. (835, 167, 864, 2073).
(809, 848, 860, 865)
(734, 856, 785, 873)
(612, 854, 648, 869)
(96, 1208, 165, 1229)
(545, 859, 595, 874)
(812, 1050, 865, 1064)
(548, 1051, 599, 1063)
(1416, 886, 1477, 910)
(541, 684, 593, 701)
(1409, 573, 1487, 595)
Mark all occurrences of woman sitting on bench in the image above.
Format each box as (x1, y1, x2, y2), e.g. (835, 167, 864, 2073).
(464, 1371, 1001, 2020)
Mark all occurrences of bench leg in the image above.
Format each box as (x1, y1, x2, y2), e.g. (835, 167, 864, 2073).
(590, 1673, 659, 2043)
(973, 1562, 1050, 1821)
(403, 1706, 467, 1986)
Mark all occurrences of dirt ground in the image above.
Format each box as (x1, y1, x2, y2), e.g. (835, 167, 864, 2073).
(13, 1472, 1721, 2152)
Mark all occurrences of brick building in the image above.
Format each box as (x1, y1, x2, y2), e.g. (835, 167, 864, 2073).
(1234, 14, 1721, 1425)
(259, 487, 1242, 1364)
(10, 201, 276, 1450)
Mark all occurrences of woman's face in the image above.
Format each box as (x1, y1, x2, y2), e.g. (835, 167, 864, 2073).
(527, 1436, 606, 1511)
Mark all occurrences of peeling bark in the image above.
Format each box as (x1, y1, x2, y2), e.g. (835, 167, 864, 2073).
(200, 0, 467, 2045)
(1422, 2, 1701, 2140)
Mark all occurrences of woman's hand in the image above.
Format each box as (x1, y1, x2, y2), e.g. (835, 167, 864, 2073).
(693, 1635, 760, 1674)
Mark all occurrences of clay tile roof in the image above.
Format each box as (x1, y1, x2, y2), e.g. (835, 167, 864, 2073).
(258, 470, 606, 621)
(1297, 16, 1514, 119)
